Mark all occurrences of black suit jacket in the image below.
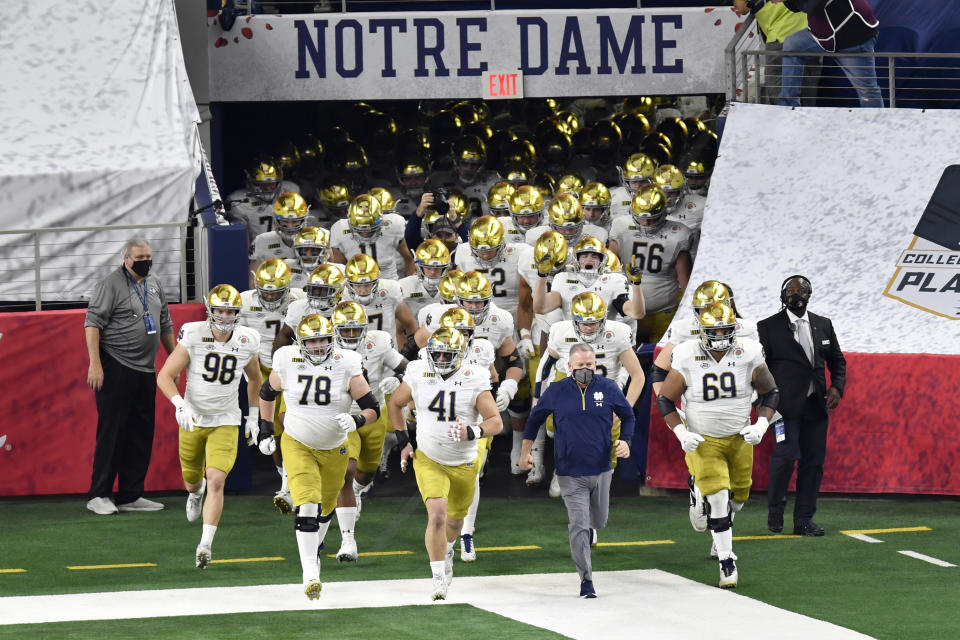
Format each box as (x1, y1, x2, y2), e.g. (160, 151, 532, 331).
(757, 309, 846, 419)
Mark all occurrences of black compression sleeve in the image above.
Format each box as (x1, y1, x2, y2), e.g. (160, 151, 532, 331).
(651, 364, 669, 384)
(656, 394, 679, 418)
(259, 380, 279, 401)
(356, 391, 380, 419)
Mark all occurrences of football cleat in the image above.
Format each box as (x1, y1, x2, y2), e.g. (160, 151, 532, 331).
(444, 546, 455, 586)
(719, 555, 738, 589)
(304, 578, 323, 600)
(186, 479, 205, 523)
(460, 534, 476, 563)
(526, 462, 544, 487)
(274, 489, 293, 514)
(195, 544, 211, 569)
(336, 535, 358, 563)
(431, 575, 448, 601)
(549, 471, 562, 498)
(688, 476, 708, 533)
(510, 446, 523, 476)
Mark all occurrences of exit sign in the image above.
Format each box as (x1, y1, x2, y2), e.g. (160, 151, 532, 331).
(484, 71, 523, 100)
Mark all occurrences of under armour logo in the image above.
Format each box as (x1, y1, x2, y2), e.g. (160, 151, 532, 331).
(452, 381, 463, 386)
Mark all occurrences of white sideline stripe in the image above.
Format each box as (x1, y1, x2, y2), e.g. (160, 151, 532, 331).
(897, 551, 957, 567)
(0, 570, 874, 639)
(847, 534, 884, 544)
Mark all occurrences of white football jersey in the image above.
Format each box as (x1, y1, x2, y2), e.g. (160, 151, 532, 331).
(342, 278, 404, 346)
(177, 322, 260, 426)
(399, 275, 444, 321)
(515, 242, 568, 344)
(523, 223, 608, 246)
(666, 191, 706, 261)
(405, 358, 491, 466)
(345, 329, 404, 406)
(546, 319, 633, 383)
(672, 338, 766, 438)
(665, 316, 758, 347)
(250, 231, 296, 263)
(497, 216, 529, 245)
(453, 242, 526, 319)
(473, 302, 514, 351)
(418, 302, 456, 331)
(610, 217, 693, 313)
(281, 259, 312, 290)
(227, 181, 300, 239)
(550, 271, 633, 322)
(239, 288, 306, 368)
(330, 213, 406, 280)
(273, 344, 364, 450)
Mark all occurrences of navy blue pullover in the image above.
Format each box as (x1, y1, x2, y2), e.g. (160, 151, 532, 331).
(524, 375, 635, 477)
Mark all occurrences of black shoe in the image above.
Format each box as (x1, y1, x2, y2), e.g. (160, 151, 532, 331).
(767, 509, 784, 533)
(580, 579, 597, 598)
(793, 520, 825, 536)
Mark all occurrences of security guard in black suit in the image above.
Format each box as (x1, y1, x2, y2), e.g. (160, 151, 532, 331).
(757, 276, 846, 536)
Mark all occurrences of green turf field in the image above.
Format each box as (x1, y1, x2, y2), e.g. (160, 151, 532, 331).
(1, 492, 957, 639)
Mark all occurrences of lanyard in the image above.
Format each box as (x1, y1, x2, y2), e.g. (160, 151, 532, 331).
(124, 269, 150, 313)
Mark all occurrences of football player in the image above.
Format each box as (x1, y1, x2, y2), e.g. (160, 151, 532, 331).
(387, 327, 503, 601)
(399, 239, 452, 321)
(524, 192, 608, 246)
(157, 285, 263, 569)
(415, 268, 463, 331)
(486, 181, 524, 244)
(342, 254, 416, 350)
(657, 303, 779, 589)
(505, 184, 547, 240)
(239, 260, 306, 513)
(657, 164, 707, 262)
(453, 216, 530, 324)
(427, 135, 501, 218)
(284, 227, 330, 290)
(330, 302, 407, 562)
(273, 263, 347, 361)
(316, 179, 352, 226)
(330, 194, 414, 280)
(609, 153, 656, 221)
(580, 182, 613, 235)
(608, 185, 693, 344)
(249, 192, 310, 289)
(226, 157, 300, 245)
(392, 151, 430, 218)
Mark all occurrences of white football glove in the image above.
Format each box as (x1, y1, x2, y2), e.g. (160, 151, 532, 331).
(739, 416, 769, 446)
(379, 376, 401, 396)
(496, 378, 519, 412)
(335, 412, 358, 435)
(517, 337, 535, 358)
(447, 420, 482, 443)
(171, 395, 194, 433)
(258, 434, 276, 456)
(244, 408, 260, 447)
(673, 424, 705, 453)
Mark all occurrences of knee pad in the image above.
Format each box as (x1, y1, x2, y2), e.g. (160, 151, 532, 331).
(295, 503, 319, 531)
(705, 491, 732, 532)
(708, 514, 733, 532)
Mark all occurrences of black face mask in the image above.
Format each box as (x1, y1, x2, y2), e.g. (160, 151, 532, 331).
(130, 259, 152, 278)
(785, 293, 808, 315)
(572, 368, 594, 386)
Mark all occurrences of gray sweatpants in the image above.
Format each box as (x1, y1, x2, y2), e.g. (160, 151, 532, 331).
(557, 469, 613, 582)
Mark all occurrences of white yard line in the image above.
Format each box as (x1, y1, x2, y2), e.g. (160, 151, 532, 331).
(897, 551, 957, 568)
(846, 533, 884, 543)
(0, 570, 874, 639)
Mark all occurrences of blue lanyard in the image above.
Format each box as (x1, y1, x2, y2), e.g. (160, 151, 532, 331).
(124, 269, 149, 313)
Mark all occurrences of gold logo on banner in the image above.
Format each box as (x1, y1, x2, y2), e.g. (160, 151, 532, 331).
(883, 166, 960, 319)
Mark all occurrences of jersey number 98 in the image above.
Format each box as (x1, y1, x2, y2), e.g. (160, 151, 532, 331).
(202, 353, 238, 384)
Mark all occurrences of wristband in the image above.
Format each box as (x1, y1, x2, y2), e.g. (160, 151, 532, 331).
(395, 429, 410, 450)
(247, 407, 259, 422)
(171, 394, 185, 410)
(519, 329, 532, 339)
(352, 413, 366, 429)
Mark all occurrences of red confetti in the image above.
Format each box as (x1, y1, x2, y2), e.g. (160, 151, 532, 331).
(233, 37, 239, 43)
(735, 21, 744, 32)
(241, 27, 253, 39)
(246, 15, 252, 23)
(715, 18, 722, 26)
(705, 6, 714, 11)
(736, 89, 743, 96)
(207, 9, 218, 17)
(266, 23, 273, 30)
(214, 37, 228, 48)
(748, 30, 755, 38)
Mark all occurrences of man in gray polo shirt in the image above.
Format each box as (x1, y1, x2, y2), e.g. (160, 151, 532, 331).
(84, 237, 176, 515)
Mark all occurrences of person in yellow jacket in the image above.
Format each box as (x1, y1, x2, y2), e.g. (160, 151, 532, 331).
(735, 1, 810, 103)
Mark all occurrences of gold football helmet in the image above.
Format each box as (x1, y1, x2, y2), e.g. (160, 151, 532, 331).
(445, 188, 470, 221)
(414, 239, 451, 290)
(653, 164, 686, 212)
(332, 300, 368, 350)
(293, 227, 330, 271)
(438, 268, 464, 303)
(556, 173, 585, 198)
(619, 153, 656, 194)
(396, 151, 430, 199)
(305, 263, 346, 314)
(698, 302, 738, 352)
(245, 156, 282, 202)
(682, 158, 711, 195)
(206, 284, 243, 333)
(547, 192, 584, 242)
(451, 135, 487, 184)
(604, 248, 622, 274)
(533, 230, 569, 277)
(487, 181, 516, 216)
(319, 180, 352, 217)
(692, 280, 734, 314)
(273, 192, 309, 239)
(501, 161, 533, 186)
(439, 306, 476, 344)
(570, 291, 607, 343)
(456, 270, 493, 325)
(580, 182, 612, 229)
(345, 253, 380, 305)
(630, 185, 668, 236)
(532, 173, 557, 200)
(274, 141, 300, 175)
(347, 194, 383, 243)
(426, 327, 467, 376)
(573, 236, 607, 286)
(469, 216, 505, 267)
(508, 185, 545, 232)
(255, 258, 292, 312)
(297, 314, 336, 364)
(367, 187, 397, 216)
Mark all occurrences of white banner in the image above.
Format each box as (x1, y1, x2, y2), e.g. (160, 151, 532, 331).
(683, 103, 960, 355)
(208, 7, 747, 101)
